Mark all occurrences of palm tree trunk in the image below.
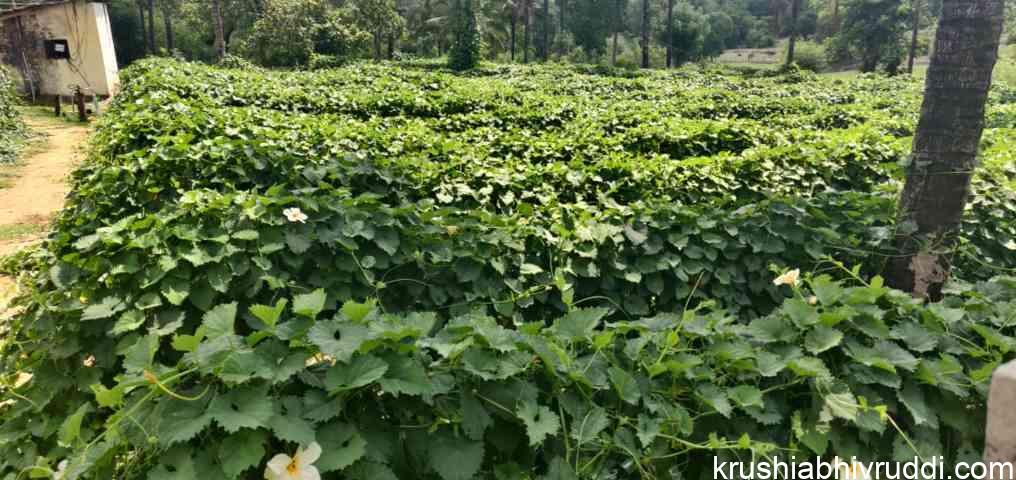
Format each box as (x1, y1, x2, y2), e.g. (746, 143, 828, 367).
(886, 0, 1005, 300)
(907, 0, 920, 73)
(785, 0, 799, 65)
(665, 0, 673, 67)
(212, 0, 226, 61)
(640, 0, 649, 68)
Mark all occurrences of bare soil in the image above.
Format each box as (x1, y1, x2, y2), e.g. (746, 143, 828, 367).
(0, 113, 89, 313)
(0, 115, 88, 256)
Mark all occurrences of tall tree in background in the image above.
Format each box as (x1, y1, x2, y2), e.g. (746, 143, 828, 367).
(611, 0, 624, 64)
(886, 0, 1004, 299)
(557, 0, 567, 55)
(639, 0, 649, 67)
(351, 0, 404, 61)
(830, 0, 839, 34)
(665, 0, 673, 67)
(569, 0, 611, 56)
(510, 0, 518, 61)
(839, 0, 907, 72)
(523, 0, 531, 62)
(542, 0, 550, 60)
(771, 0, 786, 35)
(907, 0, 921, 73)
(212, 0, 226, 60)
(448, 0, 480, 69)
(146, 0, 156, 52)
(161, 0, 177, 52)
(136, 0, 148, 55)
(785, 0, 799, 65)
(664, 2, 708, 65)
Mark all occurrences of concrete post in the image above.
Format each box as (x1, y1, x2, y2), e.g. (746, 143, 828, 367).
(986, 360, 1016, 479)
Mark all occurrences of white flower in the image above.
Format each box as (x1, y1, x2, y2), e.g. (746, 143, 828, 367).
(807, 295, 818, 305)
(773, 268, 801, 287)
(53, 460, 68, 479)
(265, 442, 321, 480)
(283, 207, 308, 224)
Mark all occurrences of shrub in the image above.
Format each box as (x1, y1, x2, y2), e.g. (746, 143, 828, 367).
(0, 65, 25, 165)
(238, 0, 370, 68)
(307, 53, 346, 70)
(823, 34, 854, 68)
(3, 262, 1015, 477)
(217, 54, 261, 71)
(994, 46, 1016, 87)
(783, 40, 828, 72)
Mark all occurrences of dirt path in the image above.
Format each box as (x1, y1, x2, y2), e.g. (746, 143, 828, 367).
(0, 113, 89, 313)
(0, 115, 88, 256)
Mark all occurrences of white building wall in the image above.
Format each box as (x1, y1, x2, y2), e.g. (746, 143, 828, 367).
(6, 1, 119, 97)
(91, 3, 119, 96)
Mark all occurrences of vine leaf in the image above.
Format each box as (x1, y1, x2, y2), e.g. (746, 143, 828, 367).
(218, 429, 267, 478)
(696, 384, 732, 418)
(554, 307, 609, 341)
(308, 320, 371, 363)
(158, 398, 213, 446)
(517, 400, 560, 446)
(324, 354, 388, 393)
(250, 299, 288, 328)
(148, 447, 198, 480)
(293, 289, 327, 318)
(208, 386, 274, 433)
(805, 326, 844, 354)
(203, 302, 238, 339)
(571, 406, 609, 446)
(429, 433, 484, 480)
(80, 296, 126, 321)
(268, 396, 316, 445)
(460, 391, 492, 440)
(316, 421, 367, 473)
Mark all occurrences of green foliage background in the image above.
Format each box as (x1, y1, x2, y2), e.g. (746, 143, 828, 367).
(0, 59, 1014, 479)
(0, 65, 25, 165)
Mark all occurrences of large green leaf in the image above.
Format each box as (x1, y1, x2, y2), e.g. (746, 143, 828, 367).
(293, 289, 327, 318)
(316, 421, 367, 473)
(805, 326, 844, 354)
(517, 400, 560, 446)
(429, 434, 484, 480)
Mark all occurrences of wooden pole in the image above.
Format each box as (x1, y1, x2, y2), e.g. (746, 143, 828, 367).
(75, 88, 86, 122)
